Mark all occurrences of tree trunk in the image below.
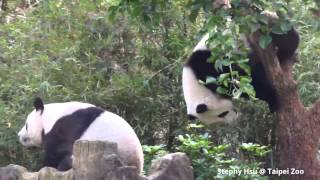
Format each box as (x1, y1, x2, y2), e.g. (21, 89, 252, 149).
(248, 32, 320, 179)
(1, 0, 8, 11)
(276, 80, 320, 179)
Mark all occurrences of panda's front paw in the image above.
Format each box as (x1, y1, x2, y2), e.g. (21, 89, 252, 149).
(57, 156, 72, 171)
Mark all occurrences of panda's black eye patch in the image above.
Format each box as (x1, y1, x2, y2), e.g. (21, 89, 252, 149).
(218, 111, 229, 118)
(196, 104, 208, 114)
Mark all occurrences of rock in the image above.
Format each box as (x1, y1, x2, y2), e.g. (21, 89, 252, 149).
(0, 141, 195, 180)
(0, 164, 27, 180)
(38, 167, 73, 180)
(105, 166, 147, 180)
(147, 152, 194, 180)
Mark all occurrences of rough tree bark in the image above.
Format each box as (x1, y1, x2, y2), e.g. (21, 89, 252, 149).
(248, 32, 320, 179)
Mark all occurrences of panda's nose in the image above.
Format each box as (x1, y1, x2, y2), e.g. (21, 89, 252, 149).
(188, 114, 197, 121)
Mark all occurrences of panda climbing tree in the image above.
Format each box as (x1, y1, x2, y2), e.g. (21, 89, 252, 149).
(181, 0, 320, 179)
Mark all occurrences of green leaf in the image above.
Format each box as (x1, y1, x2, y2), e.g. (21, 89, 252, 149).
(218, 73, 230, 81)
(39, 81, 51, 93)
(221, 59, 231, 66)
(271, 23, 281, 34)
(214, 59, 223, 72)
(240, 76, 252, 84)
(189, 8, 200, 22)
(249, 22, 260, 33)
(271, 21, 291, 35)
(205, 76, 217, 84)
(106, 0, 121, 7)
(280, 20, 292, 32)
(222, 79, 229, 87)
(131, 5, 142, 17)
(232, 89, 242, 99)
(238, 63, 251, 74)
(239, 82, 256, 98)
(188, 124, 204, 128)
(257, 14, 269, 25)
(216, 87, 228, 95)
(258, 35, 272, 49)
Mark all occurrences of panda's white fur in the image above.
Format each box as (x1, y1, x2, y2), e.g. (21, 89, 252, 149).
(18, 102, 94, 147)
(18, 108, 43, 147)
(18, 99, 144, 173)
(79, 110, 144, 172)
(182, 34, 238, 125)
(182, 67, 238, 125)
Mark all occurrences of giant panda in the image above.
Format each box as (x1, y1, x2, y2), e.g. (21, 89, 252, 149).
(17, 98, 144, 173)
(183, 28, 299, 125)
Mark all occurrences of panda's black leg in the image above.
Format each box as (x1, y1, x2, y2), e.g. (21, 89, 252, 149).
(271, 28, 300, 63)
(196, 104, 208, 113)
(57, 156, 73, 171)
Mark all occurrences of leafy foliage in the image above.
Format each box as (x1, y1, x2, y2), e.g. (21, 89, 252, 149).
(0, 0, 319, 178)
(177, 132, 270, 180)
(0, 0, 191, 169)
(143, 127, 270, 179)
(142, 144, 168, 174)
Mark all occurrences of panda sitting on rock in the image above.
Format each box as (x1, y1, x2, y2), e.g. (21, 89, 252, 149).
(18, 98, 144, 173)
(182, 26, 299, 125)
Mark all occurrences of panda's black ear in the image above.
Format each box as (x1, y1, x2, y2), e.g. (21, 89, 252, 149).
(34, 97, 44, 112)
